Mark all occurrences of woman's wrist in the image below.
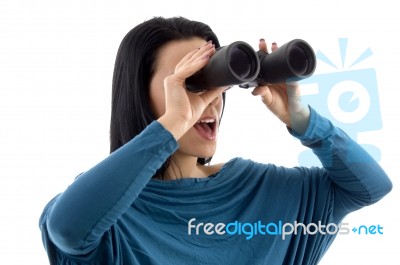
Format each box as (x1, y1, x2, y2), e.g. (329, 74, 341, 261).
(287, 105, 311, 136)
(157, 114, 190, 141)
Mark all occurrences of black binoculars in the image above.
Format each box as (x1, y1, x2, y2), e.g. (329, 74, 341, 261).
(186, 39, 316, 92)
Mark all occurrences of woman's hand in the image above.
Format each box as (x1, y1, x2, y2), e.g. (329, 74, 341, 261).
(158, 41, 226, 140)
(252, 82, 310, 135)
(251, 39, 310, 135)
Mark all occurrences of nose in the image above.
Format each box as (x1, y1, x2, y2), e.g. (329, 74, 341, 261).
(209, 93, 222, 106)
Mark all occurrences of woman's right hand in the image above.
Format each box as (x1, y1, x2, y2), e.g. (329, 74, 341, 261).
(158, 41, 226, 140)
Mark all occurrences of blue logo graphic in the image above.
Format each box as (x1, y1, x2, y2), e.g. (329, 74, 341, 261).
(351, 224, 384, 235)
(298, 38, 382, 166)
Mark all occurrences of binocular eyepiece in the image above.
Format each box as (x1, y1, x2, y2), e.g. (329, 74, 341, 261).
(185, 39, 316, 92)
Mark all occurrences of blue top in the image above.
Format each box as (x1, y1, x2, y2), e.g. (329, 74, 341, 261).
(39, 108, 392, 265)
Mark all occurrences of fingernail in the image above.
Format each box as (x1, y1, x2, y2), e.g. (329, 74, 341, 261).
(204, 40, 212, 46)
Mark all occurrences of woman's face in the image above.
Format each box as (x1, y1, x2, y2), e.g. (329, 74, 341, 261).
(149, 37, 224, 160)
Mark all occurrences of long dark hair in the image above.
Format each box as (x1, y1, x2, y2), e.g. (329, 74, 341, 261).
(110, 16, 223, 179)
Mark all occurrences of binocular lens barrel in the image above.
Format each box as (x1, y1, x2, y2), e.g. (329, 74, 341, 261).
(229, 45, 257, 79)
(186, 39, 316, 92)
(257, 39, 316, 84)
(185, 41, 260, 92)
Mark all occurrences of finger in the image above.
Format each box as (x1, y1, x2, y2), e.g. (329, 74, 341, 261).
(271, 42, 278, 52)
(251, 85, 273, 106)
(251, 85, 270, 97)
(176, 41, 215, 67)
(174, 42, 215, 79)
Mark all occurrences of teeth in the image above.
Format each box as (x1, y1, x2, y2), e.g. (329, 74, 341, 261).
(197, 118, 215, 124)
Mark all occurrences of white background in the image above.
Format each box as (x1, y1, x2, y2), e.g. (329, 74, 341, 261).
(1, 0, 398, 264)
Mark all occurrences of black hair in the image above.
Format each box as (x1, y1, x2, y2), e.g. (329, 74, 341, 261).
(110, 16, 224, 179)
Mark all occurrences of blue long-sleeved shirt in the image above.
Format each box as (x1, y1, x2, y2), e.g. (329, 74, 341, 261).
(39, 108, 392, 265)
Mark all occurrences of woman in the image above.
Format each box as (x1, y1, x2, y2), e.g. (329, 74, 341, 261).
(39, 16, 392, 264)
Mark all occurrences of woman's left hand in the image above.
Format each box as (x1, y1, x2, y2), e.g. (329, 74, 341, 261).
(251, 82, 310, 135)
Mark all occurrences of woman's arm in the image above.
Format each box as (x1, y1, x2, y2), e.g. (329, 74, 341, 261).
(294, 107, 392, 220)
(253, 82, 392, 220)
(44, 121, 178, 255)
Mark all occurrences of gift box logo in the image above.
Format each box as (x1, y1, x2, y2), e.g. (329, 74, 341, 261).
(298, 38, 382, 166)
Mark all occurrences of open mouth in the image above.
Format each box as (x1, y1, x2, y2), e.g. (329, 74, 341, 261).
(193, 118, 217, 141)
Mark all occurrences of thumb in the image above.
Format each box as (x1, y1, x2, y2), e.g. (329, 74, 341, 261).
(252, 85, 273, 106)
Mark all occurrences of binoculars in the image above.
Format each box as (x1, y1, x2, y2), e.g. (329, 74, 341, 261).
(186, 39, 316, 92)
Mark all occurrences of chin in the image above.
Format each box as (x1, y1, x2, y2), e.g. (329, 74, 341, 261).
(193, 148, 217, 160)
(177, 129, 218, 159)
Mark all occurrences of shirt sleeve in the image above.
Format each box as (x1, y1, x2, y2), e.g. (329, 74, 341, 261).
(290, 107, 392, 220)
(42, 121, 178, 256)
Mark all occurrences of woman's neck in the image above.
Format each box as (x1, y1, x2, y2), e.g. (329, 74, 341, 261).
(161, 151, 222, 180)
